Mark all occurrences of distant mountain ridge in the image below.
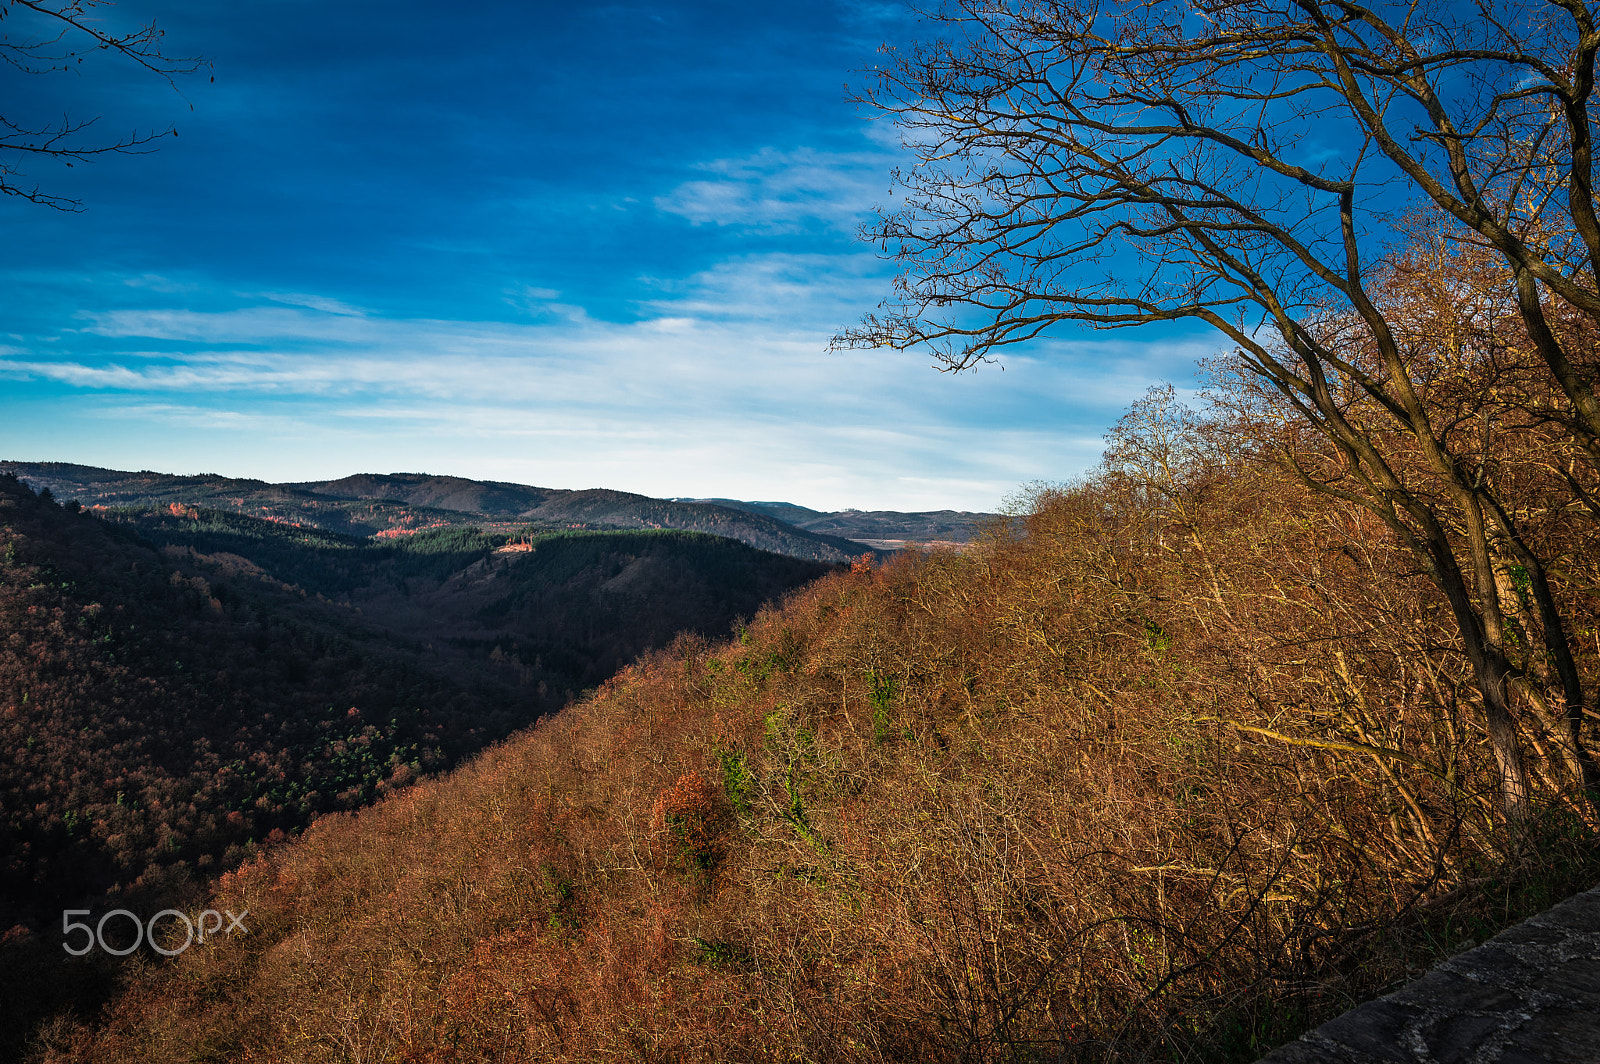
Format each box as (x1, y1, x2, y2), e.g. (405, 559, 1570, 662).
(669, 498, 829, 525)
(292, 474, 881, 560)
(673, 496, 996, 545)
(0, 463, 998, 561)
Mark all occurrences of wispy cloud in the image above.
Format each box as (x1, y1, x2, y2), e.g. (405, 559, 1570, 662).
(256, 292, 369, 316)
(655, 147, 895, 233)
(122, 275, 201, 294)
(0, 253, 1213, 510)
(75, 306, 384, 345)
(639, 251, 890, 325)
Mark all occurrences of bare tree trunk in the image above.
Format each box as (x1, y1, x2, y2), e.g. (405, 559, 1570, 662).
(1427, 528, 1531, 821)
(1473, 649, 1533, 822)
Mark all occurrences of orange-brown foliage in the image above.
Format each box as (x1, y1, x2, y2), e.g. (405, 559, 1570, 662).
(39, 449, 1600, 1063)
(651, 771, 726, 872)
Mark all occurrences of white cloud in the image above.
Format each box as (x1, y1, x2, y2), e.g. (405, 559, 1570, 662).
(639, 252, 888, 325)
(256, 292, 368, 316)
(0, 255, 1214, 511)
(122, 274, 200, 294)
(501, 285, 573, 317)
(76, 306, 381, 344)
(655, 147, 895, 233)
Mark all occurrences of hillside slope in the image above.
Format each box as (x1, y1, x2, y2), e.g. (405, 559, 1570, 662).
(0, 478, 833, 1059)
(44, 461, 1600, 1063)
(117, 509, 837, 694)
(0, 475, 520, 930)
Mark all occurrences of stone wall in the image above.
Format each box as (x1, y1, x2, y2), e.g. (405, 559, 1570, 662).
(1255, 884, 1600, 1063)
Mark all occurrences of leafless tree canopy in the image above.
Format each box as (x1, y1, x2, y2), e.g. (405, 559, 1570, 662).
(839, 0, 1600, 817)
(841, 0, 1598, 360)
(1, 0, 206, 209)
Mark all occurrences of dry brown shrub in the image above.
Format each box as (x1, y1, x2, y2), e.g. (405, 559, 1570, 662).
(46, 439, 1600, 1063)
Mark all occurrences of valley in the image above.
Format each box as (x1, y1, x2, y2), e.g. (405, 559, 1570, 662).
(0, 470, 837, 1054)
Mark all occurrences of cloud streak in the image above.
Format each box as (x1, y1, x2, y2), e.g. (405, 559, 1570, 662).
(655, 148, 895, 234)
(0, 249, 1210, 510)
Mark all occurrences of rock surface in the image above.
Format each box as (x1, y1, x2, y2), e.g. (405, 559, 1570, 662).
(1256, 884, 1600, 1063)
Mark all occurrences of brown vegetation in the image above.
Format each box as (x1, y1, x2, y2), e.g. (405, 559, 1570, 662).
(838, 0, 1600, 822)
(0, 477, 831, 1058)
(0, 473, 522, 1058)
(40, 385, 1600, 1060)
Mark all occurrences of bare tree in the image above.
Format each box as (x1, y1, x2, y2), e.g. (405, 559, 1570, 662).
(1, 0, 206, 209)
(836, 0, 1600, 819)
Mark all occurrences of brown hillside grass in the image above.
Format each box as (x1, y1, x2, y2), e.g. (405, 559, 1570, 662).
(41, 460, 1600, 1063)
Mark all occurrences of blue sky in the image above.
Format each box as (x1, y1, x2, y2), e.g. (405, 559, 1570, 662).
(0, 0, 1208, 512)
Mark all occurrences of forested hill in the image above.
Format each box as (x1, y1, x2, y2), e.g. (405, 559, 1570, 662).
(307, 475, 998, 546)
(300, 474, 878, 559)
(0, 463, 939, 563)
(0, 473, 834, 1056)
(40, 459, 1600, 1064)
(0, 463, 499, 541)
(676, 496, 994, 546)
(1, 472, 493, 925)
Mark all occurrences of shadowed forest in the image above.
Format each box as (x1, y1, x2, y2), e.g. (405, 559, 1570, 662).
(0, 475, 833, 1055)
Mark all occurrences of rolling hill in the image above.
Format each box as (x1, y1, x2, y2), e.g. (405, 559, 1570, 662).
(296, 474, 879, 560)
(0, 463, 998, 562)
(673, 496, 996, 546)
